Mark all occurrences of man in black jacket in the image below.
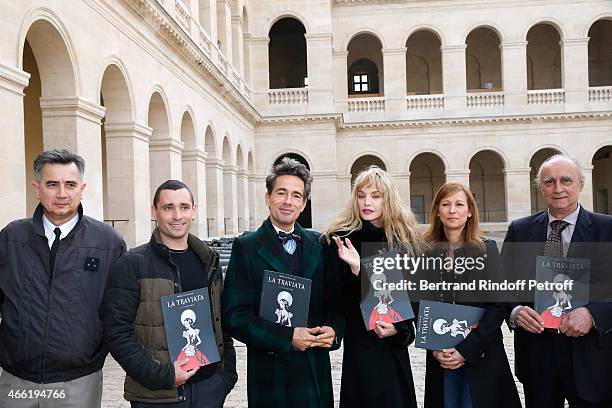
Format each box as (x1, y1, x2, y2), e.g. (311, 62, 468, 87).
(103, 180, 237, 407)
(502, 155, 612, 408)
(0, 149, 126, 408)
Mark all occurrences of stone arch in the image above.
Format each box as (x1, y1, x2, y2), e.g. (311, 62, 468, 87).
(21, 14, 79, 214)
(409, 152, 446, 223)
(18, 9, 79, 96)
(179, 108, 197, 151)
(98, 59, 134, 123)
(466, 146, 508, 169)
(204, 122, 217, 158)
(343, 28, 387, 51)
(462, 22, 506, 45)
(261, 11, 310, 37)
(592, 145, 612, 214)
(403, 26, 445, 48)
(523, 18, 566, 42)
(146, 88, 171, 140)
(526, 23, 563, 89)
(465, 26, 502, 91)
(469, 150, 507, 221)
(349, 154, 387, 185)
(347, 33, 385, 96)
(406, 29, 443, 95)
(265, 148, 314, 175)
(268, 17, 308, 89)
(529, 147, 563, 214)
(99, 62, 136, 237)
(587, 18, 612, 87)
(147, 89, 177, 200)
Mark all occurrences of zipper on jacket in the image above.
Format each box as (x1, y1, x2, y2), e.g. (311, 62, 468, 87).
(167, 253, 182, 293)
(41, 236, 60, 383)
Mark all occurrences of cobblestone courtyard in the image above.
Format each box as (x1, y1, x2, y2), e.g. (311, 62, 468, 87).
(101, 327, 524, 408)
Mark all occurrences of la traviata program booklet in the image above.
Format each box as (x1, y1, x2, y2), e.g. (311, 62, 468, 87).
(259, 270, 311, 327)
(359, 248, 414, 331)
(160, 287, 220, 372)
(534, 255, 590, 329)
(415, 300, 485, 350)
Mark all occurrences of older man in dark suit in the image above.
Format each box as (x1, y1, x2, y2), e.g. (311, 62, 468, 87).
(502, 155, 612, 408)
(222, 157, 344, 408)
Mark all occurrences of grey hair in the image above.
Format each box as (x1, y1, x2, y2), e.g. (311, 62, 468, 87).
(534, 154, 584, 189)
(265, 157, 312, 200)
(34, 149, 85, 182)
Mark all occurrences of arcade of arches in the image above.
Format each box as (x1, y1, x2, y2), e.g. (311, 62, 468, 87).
(3, 1, 612, 249)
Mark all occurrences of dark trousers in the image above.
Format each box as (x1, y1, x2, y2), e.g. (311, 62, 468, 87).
(130, 373, 229, 408)
(443, 367, 473, 408)
(523, 333, 611, 408)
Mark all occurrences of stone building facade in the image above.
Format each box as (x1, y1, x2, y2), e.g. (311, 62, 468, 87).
(1, 0, 611, 247)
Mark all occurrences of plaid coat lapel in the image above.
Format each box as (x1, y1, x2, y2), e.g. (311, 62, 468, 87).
(295, 223, 321, 280)
(255, 219, 291, 275)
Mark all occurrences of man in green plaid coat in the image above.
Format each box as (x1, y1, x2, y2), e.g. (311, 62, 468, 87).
(222, 157, 344, 408)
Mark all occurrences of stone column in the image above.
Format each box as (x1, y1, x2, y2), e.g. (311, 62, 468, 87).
(391, 172, 411, 209)
(501, 41, 528, 107)
(504, 167, 531, 221)
(205, 158, 224, 238)
(332, 51, 349, 112)
(231, 15, 244, 76)
(237, 168, 249, 232)
(336, 174, 352, 208)
(382, 48, 408, 117)
(0, 64, 30, 227)
(243, 33, 252, 86)
(250, 36, 270, 108)
(441, 45, 467, 110)
(198, 0, 217, 41)
(223, 164, 238, 236)
(248, 173, 258, 230)
(182, 149, 208, 238)
(39, 96, 106, 220)
(217, 0, 233, 63)
(581, 165, 594, 211)
(104, 122, 152, 247)
(445, 169, 470, 185)
(253, 174, 267, 227)
(148, 138, 184, 200)
(561, 38, 590, 107)
(305, 33, 334, 111)
(310, 171, 338, 231)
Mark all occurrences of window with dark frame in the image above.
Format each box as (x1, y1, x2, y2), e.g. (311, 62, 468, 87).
(352, 73, 369, 93)
(348, 58, 379, 95)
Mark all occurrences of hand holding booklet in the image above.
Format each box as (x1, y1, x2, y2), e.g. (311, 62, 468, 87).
(259, 270, 311, 327)
(415, 300, 485, 350)
(161, 288, 220, 372)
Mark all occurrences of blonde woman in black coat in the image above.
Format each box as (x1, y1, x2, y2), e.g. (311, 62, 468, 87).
(324, 166, 424, 408)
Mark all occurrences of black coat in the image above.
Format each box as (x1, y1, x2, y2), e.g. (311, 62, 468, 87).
(501, 207, 612, 403)
(0, 204, 126, 383)
(422, 239, 521, 408)
(325, 221, 418, 408)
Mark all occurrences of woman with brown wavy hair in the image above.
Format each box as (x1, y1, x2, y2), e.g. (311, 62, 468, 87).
(324, 166, 422, 408)
(422, 181, 520, 408)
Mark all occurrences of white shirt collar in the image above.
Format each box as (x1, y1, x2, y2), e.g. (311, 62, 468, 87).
(42, 212, 80, 248)
(271, 223, 294, 235)
(547, 203, 580, 226)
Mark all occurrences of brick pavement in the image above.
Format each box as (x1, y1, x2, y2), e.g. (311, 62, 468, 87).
(101, 326, 524, 408)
